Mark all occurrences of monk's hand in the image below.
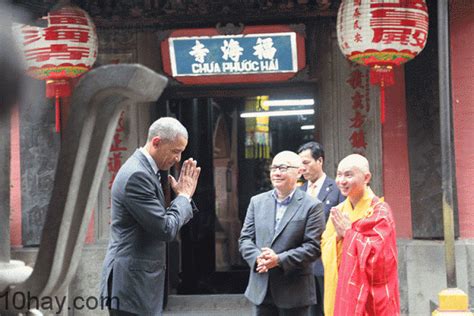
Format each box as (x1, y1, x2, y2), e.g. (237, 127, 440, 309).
(331, 208, 351, 240)
(256, 247, 279, 273)
(169, 158, 201, 198)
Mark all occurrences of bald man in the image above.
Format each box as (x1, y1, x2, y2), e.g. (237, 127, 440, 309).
(321, 154, 400, 316)
(239, 151, 326, 316)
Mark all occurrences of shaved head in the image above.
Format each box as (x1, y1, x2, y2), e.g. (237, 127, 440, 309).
(336, 154, 372, 204)
(338, 154, 370, 174)
(273, 151, 302, 168)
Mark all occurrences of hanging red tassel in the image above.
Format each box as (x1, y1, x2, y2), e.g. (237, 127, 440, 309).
(369, 65, 394, 86)
(369, 65, 394, 125)
(46, 79, 71, 133)
(55, 95, 61, 133)
(380, 83, 385, 124)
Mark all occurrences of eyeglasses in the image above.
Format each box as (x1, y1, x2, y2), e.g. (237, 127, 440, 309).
(269, 165, 299, 173)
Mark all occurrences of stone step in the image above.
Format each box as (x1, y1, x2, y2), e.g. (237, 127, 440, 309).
(163, 294, 252, 315)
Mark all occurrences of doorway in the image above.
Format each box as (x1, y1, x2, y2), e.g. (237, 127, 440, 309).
(163, 92, 317, 294)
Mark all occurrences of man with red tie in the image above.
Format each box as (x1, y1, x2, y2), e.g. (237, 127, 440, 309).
(297, 142, 344, 316)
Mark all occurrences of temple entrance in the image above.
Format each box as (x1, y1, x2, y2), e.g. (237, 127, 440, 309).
(161, 88, 317, 294)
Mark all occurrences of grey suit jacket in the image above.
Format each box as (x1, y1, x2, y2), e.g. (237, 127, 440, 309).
(301, 176, 344, 276)
(100, 149, 194, 315)
(239, 189, 325, 308)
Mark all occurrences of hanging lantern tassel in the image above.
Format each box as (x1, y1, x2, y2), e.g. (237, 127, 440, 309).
(54, 93, 61, 133)
(370, 65, 394, 125)
(46, 79, 71, 133)
(380, 82, 385, 124)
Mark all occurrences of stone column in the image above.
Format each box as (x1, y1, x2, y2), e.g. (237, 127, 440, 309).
(0, 2, 33, 296)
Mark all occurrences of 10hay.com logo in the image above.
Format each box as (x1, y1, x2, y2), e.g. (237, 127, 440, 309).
(0, 291, 119, 314)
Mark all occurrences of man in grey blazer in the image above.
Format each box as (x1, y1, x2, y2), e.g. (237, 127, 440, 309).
(239, 151, 325, 316)
(298, 141, 344, 316)
(100, 117, 201, 316)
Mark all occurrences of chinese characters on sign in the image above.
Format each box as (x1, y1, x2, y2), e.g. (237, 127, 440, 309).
(347, 61, 370, 153)
(107, 111, 127, 196)
(161, 25, 305, 84)
(169, 33, 296, 76)
(353, 0, 362, 44)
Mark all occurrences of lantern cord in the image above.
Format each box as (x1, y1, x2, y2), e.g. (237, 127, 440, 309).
(380, 82, 386, 124)
(55, 95, 61, 133)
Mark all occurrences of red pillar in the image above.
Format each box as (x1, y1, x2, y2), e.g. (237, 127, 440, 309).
(382, 67, 413, 238)
(451, 1, 474, 238)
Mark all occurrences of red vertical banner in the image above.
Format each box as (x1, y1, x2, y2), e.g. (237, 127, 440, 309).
(107, 111, 127, 192)
(85, 111, 128, 244)
(347, 61, 370, 154)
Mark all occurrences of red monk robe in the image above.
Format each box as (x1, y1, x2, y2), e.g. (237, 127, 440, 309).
(334, 196, 400, 316)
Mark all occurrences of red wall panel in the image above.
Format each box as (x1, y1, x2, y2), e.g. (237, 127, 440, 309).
(383, 67, 413, 238)
(451, 1, 474, 238)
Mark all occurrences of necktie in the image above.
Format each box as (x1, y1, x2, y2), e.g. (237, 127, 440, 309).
(308, 182, 318, 198)
(156, 171, 161, 183)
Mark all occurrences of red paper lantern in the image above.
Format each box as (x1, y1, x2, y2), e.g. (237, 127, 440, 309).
(337, 0, 429, 123)
(13, 6, 98, 132)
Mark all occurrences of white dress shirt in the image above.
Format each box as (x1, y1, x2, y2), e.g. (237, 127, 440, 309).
(307, 173, 326, 198)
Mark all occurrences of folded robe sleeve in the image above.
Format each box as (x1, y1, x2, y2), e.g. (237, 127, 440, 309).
(334, 201, 400, 316)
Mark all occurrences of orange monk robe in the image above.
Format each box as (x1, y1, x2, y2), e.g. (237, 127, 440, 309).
(321, 187, 400, 316)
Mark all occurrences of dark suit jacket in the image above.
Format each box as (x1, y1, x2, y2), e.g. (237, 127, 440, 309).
(100, 149, 194, 315)
(300, 176, 344, 221)
(239, 189, 325, 308)
(301, 176, 344, 276)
